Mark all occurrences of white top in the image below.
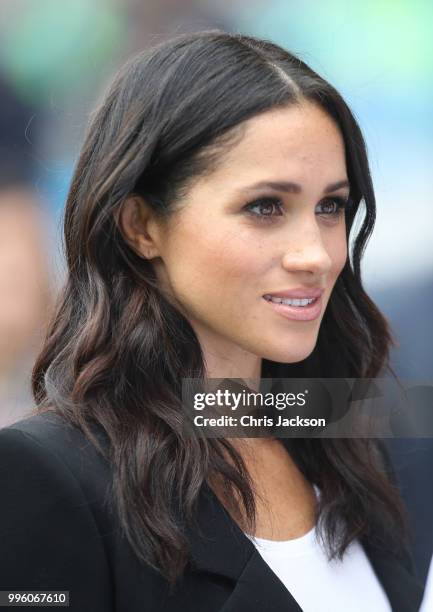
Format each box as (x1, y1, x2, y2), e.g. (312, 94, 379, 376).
(244, 487, 391, 611)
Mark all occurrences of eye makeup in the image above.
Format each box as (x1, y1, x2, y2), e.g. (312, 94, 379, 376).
(243, 195, 351, 223)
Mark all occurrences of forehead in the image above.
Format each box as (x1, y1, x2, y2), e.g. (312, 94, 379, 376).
(203, 102, 347, 187)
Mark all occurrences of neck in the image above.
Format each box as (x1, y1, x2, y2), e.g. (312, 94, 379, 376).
(192, 327, 262, 386)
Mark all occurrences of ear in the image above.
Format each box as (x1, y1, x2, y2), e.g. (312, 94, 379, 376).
(115, 195, 162, 259)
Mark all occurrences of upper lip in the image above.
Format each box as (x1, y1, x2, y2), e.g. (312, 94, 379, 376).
(263, 287, 325, 299)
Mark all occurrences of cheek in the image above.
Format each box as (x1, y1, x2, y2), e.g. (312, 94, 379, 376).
(166, 224, 263, 313)
(327, 230, 348, 279)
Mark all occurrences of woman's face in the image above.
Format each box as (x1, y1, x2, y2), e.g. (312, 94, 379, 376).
(144, 102, 349, 373)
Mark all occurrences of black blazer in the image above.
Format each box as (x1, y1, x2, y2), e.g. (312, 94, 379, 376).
(0, 412, 424, 612)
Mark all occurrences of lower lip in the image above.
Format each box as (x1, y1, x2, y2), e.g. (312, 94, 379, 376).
(262, 296, 322, 322)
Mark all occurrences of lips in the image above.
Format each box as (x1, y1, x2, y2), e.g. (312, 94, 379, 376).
(262, 293, 323, 322)
(263, 287, 325, 300)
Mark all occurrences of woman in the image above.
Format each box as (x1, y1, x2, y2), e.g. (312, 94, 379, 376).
(0, 30, 423, 611)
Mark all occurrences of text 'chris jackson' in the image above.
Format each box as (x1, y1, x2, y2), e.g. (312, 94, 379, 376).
(193, 414, 326, 428)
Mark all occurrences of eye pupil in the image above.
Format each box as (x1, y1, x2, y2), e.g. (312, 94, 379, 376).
(261, 202, 274, 215)
(323, 200, 335, 213)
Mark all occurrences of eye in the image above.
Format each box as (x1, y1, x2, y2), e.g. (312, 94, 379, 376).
(243, 195, 351, 224)
(243, 197, 284, 222)
(315, 196, 349, 217)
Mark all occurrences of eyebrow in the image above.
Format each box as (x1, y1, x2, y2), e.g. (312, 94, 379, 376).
(238, 179, 351, 195)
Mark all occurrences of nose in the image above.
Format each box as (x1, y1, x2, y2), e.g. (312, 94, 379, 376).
(281, 224, 333, 276)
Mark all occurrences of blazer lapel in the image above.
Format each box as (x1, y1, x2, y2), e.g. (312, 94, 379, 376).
(362, 538, 424, 612)
(186, 482, 303, 611)
(217, 551, 303, 612)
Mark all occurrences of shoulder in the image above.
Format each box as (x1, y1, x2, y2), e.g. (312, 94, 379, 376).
(0, 411, 107, 530)
(0, 411, 112, 496)
(0, 412, 114, 609)
(0, 409, 106, 459)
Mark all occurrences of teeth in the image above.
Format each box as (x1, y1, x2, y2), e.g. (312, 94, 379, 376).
(264, 295, 315, 307)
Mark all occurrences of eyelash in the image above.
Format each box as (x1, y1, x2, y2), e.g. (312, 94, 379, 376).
(244, 196, 350, 223)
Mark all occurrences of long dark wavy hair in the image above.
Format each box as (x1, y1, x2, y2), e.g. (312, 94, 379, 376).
(31, 30, 409, 585)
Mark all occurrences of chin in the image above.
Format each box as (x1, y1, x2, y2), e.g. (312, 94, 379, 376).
(260, 336, 318, 365)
